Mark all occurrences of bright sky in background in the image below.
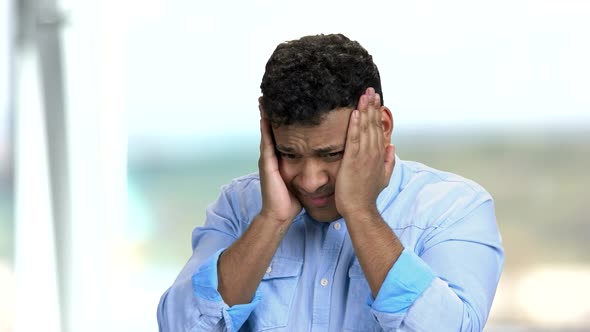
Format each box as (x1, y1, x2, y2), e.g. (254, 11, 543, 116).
(23, 0, 590, 144)
(1, 0, 8, 109)
(0, 0, 11, 167)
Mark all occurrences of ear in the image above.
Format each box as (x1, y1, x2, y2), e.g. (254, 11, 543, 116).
(380, 106, 394, 145)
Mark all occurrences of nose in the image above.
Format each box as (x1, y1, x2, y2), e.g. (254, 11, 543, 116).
(297, 159, 329, 194)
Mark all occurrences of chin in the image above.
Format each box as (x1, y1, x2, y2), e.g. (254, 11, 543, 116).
(307, 209, 341, 222)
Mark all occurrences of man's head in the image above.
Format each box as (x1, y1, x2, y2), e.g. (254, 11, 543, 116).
(259, 34, 392, 222)
(260, 33, 383, 126)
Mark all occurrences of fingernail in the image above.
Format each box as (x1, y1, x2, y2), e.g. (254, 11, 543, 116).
(353, 110, 359, 119)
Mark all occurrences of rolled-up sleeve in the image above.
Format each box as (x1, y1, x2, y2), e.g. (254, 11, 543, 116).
(369, 199, 504, 332)
(157, 178, 263, 331)
(191, 249, 261, 331)
(157, 248, 261, 332)
(371, 249, 436, 313)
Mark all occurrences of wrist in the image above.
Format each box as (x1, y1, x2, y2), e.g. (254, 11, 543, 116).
(256, 212, 292, 236)
(259, 206, 295, 223)
(342, 205, 380, 224)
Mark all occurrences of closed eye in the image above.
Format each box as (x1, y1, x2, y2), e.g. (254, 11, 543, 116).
(278, 151, 298, 160)
(323, 151, 344, 161)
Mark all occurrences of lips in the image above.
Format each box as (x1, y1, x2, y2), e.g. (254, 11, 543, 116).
(303, 193, 334, 207)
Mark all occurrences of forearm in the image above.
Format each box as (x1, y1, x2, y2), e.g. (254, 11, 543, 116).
(360, 200, 503, 331)
(217, 213, 288, 306)
(344, 208, 403, 297)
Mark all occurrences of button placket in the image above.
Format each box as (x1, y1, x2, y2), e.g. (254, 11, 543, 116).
(312, 218, 346, 328)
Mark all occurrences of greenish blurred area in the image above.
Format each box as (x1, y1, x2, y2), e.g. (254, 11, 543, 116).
(0, 191, 12, 262)
(126, 130, 590, 270)
(1, 130, 589, 270)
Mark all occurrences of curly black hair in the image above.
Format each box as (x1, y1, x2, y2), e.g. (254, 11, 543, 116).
(260, 34, 383, 126)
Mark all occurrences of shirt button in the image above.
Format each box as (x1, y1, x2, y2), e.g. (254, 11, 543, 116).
(266, 265, 272, 274)
(320, 278, 329, 287)
(333, 222, 341, 230)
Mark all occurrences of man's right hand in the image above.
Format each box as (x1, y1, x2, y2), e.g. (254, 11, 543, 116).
(258, 114, 302, 225)
(217, 115, 302, 307)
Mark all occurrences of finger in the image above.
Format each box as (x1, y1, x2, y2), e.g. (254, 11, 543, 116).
(358, 91, 368, 113)
(362, 93, 377, 159)
(371, 92, 384, 151)
(345, 109, 360, 158)
(358, 93, 370, 133)
(259, 117, 277, 170)
(366, 89, 382, 154)
(374, 92, 382, 129)
(259, 116, 267, 152)
(374, 91, 382, 108)
(366, 87, 376, 119)
(374, 92, 383, 127)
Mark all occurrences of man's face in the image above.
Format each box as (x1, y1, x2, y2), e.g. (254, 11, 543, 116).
(272, 108, 353, 222)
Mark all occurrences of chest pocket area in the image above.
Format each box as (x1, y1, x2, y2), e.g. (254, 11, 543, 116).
(343, 262, 382, 332)
(248, 257, 303, 331)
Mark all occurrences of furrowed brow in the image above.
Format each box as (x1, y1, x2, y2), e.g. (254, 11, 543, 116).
(275, 145, 296, 152)
(313, 145, 344, 155)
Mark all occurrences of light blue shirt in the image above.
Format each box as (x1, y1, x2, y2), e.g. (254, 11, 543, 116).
(157, 156, 504, 331)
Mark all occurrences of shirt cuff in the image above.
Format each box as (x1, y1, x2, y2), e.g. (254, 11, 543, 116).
(369, 248, 436, 314)
(192, 249, 261, 331)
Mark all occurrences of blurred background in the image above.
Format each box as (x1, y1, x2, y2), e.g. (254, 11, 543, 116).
(1, 0, 589, 331)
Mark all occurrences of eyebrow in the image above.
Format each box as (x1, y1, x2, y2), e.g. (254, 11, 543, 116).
(275, 145, 296, 153)
(314, 145, 344, 154)
(275, 144, 344, 155)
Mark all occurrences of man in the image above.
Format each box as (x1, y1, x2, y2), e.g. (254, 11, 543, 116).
(157, 34, 504, 332)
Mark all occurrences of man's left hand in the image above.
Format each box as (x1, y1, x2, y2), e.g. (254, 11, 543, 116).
(335, 87, 395, 221)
